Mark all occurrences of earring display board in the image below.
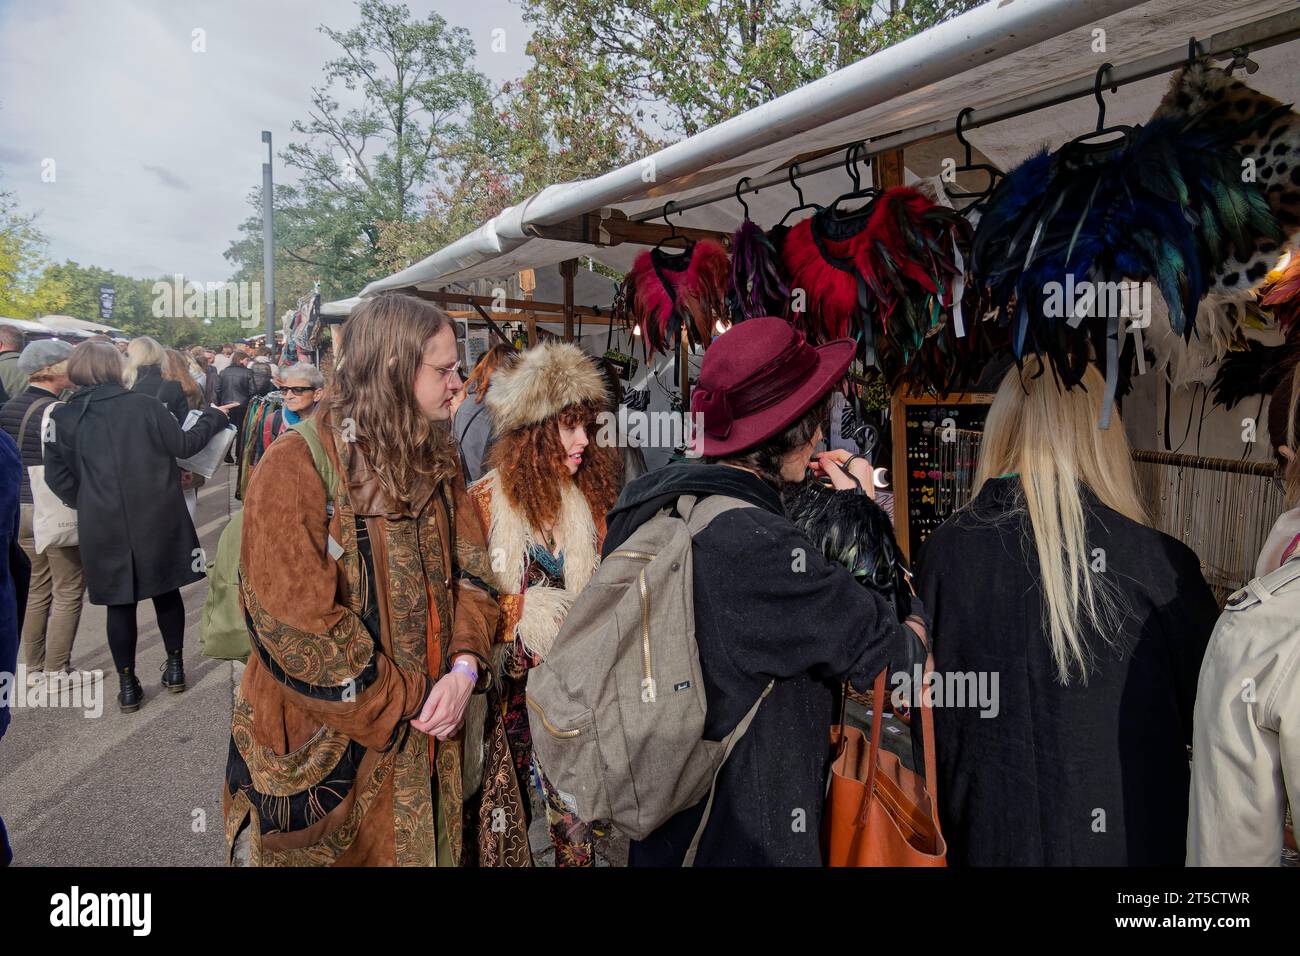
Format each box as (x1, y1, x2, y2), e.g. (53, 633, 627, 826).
(891, 391, 995, 561)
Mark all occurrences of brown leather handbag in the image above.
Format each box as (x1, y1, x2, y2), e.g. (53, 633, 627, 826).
(823, 659, 947, 867)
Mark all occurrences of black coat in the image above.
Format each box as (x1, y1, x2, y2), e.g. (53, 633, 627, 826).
(604, 463, 915, 866)
(217, 364, 255, 408)
(916, 476, 1217, 866)
(130, 364, 189, 423)
(0, 385, 60, 504)
(43, 383, 227, 606)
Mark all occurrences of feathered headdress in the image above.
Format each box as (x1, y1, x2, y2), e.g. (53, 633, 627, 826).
(1212, 253, 1300, 409)
(728, 219, 789, 323)
(781, 187, 972, 389)
(615, 241, 729, 354)
(782, 477, 911, 619)
(971, 110, 1284, 422)
(1211, 338, 1299, 412)
(485, 340, 611, 435)
(1129, 64, 1300, 386)
(1261, 252, 1300, 330)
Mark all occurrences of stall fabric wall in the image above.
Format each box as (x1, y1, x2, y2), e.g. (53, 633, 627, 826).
(1123, 368, 1276, 461)
(574, 328, 703, 473)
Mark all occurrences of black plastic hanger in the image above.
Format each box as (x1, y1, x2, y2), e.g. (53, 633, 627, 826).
(777, 162, 822, 227)
(1063, 63, 1133, 153)
(943, 107, 1003, 205)
(735, 177, 752, 221)
(825, 143, 880, 220)
(652, 201, 693, 257)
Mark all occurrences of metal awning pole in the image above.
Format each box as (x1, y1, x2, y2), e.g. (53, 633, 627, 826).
(630, 6, 1300, 222)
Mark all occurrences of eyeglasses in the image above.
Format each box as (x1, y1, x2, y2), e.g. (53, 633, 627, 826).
(421, 361, 464, 382)
(281, 385, 317, 396)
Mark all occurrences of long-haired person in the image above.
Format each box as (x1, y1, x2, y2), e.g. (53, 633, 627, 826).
(0, 339, 83, 680)
(224, 294, 502, 867)
(468, 340, 621, 866)
(43, 341, 232, 712)
(605, 318, 924, 866)
(1188, 366, 1300, 865)
(124, 336, 188, 423)
(189, 345, 218, 406)
(163, 348, 208, 522)
(916, 358, 1218, 865)
(455, 342, 516, 483)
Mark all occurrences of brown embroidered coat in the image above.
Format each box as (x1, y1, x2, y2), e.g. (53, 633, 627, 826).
(222, 407, 499, 866)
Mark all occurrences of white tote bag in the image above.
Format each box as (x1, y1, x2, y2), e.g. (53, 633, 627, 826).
(30, 401, 78, 553)
(176, 407, 236, 479)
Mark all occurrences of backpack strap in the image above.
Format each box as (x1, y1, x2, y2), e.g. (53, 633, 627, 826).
(675, 490, 766, 867)
(676, 493, 755, 536)
(683, 679, 775, 867)
(287, 418, 339, 503)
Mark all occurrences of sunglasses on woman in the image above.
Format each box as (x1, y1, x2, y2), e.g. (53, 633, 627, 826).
(282, 385, 317, 396)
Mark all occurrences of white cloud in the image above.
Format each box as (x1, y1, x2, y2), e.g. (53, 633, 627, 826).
(0, 0, 532, 287)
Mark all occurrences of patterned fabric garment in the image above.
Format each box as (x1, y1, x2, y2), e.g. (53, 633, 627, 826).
(502, 543, 595, 866)
(223, 407, 502, 866)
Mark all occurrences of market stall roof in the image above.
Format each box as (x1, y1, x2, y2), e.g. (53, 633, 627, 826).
(320, 296, 360, 318)
(40, 315, 125, 334)
(358, 0, 1300, 300)
(0, 316, 59, 335)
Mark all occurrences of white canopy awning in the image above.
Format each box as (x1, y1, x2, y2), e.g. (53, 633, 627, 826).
(358, 0, 1300, 299)
(40, 315, 125, 334)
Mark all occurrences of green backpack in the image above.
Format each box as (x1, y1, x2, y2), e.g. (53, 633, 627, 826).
(200, 418, 339, 662)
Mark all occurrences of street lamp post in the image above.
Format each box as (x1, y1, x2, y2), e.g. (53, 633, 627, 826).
(261, 130, 275, 346)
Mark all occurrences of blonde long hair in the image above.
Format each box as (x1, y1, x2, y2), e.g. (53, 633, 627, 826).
(123, 336, 166, 388)
(974, 359, 1148, 684)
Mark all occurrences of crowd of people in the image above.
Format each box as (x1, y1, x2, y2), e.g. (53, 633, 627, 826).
(0, 292, 1296, 869)
(213, 294, 1290, 869)
(0, 333, 320, 719)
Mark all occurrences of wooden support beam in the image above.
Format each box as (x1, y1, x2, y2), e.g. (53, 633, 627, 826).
(526, 208, 732, 250)
(871, 148, 906, 189)
(519, 268, 538, 347)
(395, 286, 608, 319)
(560, 258, 577, 342)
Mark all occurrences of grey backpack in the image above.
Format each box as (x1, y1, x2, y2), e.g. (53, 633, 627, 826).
(526, 494, 772, 864)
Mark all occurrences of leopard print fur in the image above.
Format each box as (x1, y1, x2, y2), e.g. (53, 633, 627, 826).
(1156, 63, 1300, 295)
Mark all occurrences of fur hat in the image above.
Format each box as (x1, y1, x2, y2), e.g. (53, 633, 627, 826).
(485, 340, 609, 434)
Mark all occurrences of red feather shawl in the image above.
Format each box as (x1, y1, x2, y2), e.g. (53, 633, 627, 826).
(781, 186, 972, 389)
(619, 241, 730, 354)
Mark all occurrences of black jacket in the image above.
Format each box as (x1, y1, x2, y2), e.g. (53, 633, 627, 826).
(604, 462, 914, 866)
(43, 383, 227, 605)
(217, 364, 255, 408)
(0, 385, 60, 504)
(130, 363, 189, 423)
(916, 476, 1217, 866)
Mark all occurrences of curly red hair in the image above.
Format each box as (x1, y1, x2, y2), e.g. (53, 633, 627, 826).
(488, 399, 621, 531)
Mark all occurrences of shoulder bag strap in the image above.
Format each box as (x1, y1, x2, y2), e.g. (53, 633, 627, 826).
(683, 679, 775, 867)
(287, 418, 339, 502)
(18, 396, 55, 458)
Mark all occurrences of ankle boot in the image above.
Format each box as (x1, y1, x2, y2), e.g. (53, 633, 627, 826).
(118, 668, 143, 713)
(161, 651, 186, 693)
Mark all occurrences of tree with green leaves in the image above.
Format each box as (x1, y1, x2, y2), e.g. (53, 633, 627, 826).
(517, 0, 984, 143)
(225, 0, 492, 300)
(0, 182, 69, 319)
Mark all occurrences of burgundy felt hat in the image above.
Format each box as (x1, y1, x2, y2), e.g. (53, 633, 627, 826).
(690, 317, 855, 457)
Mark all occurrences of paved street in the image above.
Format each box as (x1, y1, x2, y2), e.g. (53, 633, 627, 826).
(1, 464, 240, 867)
(0, 462, 625, 867)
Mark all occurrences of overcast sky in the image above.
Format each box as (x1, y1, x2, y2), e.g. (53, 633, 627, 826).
(0, 0, 533, 284)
